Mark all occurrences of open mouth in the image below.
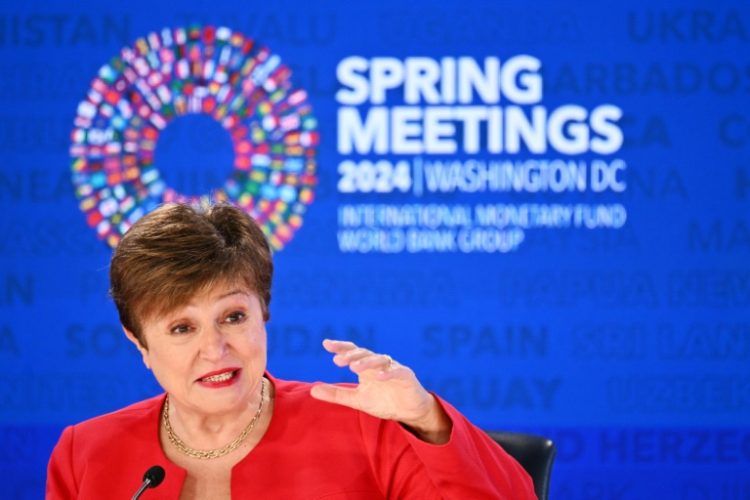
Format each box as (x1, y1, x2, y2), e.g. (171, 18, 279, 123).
(197, 369, 240, 384)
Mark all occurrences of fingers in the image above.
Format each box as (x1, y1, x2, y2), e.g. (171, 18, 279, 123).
(332, 347, 371, 367)
(310, 383, 359, 409)
(322, 338, 357, 354)
(350, 353, 393, 373)
(323, 339, 396, 375)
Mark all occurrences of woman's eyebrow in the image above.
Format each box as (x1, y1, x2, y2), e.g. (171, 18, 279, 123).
(218, 289, 248, 299)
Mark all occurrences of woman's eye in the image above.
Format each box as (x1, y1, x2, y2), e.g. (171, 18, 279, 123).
(225, 311, 246, 324)
(170, 324, 192, 335)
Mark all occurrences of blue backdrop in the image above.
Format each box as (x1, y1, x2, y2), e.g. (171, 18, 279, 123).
(1, 0, 749, 498)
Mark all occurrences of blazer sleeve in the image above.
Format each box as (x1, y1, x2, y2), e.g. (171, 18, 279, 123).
(47, 426, 78, 500)
(360, 397, 536, 499)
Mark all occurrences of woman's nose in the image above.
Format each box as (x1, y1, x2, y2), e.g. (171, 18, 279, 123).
(199, 325, 228, 360)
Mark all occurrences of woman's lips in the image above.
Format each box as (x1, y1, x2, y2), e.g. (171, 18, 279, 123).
(196, 368, 241, 388)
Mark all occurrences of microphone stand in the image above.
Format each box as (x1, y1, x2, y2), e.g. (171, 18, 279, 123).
(131, 465, 165, 500)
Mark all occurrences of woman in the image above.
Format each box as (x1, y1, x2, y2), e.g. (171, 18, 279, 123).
(47, 203, 535, 499)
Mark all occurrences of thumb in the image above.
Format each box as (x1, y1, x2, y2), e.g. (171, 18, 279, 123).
(310, 383, 359, 409)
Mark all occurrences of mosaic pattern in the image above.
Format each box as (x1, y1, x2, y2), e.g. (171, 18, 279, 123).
(70, 26, 319, 250)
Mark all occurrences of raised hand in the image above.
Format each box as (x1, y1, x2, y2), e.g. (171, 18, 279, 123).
(309, 339, 452, 443)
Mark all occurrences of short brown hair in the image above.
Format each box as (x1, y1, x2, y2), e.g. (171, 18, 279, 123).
(109, 203, 273, 347)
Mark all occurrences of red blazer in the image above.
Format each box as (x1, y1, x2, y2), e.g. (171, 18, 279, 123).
(47, 376, 535, 499)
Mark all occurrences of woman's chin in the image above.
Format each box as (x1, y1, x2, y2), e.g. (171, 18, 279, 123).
(190, 377, 259, 412)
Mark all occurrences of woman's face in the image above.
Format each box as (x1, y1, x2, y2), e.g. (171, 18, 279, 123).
(127, 281, 267, 417)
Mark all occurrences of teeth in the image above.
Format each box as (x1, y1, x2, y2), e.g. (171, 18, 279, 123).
(202, 371, 234, 382)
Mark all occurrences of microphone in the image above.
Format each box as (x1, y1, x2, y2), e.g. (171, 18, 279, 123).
(131, 465, 165, 500)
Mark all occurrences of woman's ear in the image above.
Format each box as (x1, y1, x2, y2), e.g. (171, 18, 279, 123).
(123, 327, 150, 369)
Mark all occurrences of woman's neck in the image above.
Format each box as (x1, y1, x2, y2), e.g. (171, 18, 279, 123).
(165, 378, 269, 451)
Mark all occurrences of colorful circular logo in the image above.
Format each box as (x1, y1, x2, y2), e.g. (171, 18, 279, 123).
(70, 26, 319, 250)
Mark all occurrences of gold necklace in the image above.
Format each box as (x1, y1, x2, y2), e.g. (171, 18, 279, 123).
(162, 378, 266, 460)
